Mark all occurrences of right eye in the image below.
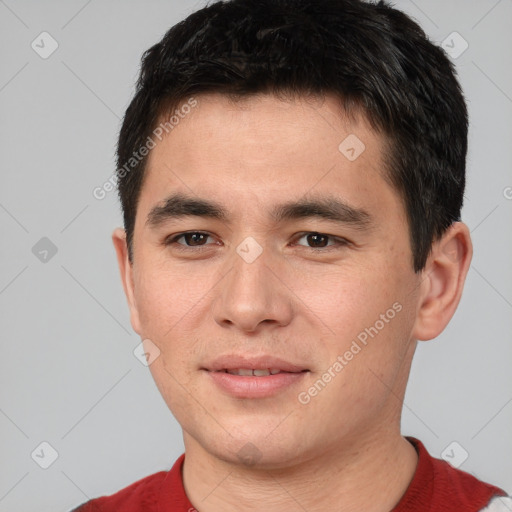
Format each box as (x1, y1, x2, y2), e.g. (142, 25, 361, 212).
(164, 231, 217, 249)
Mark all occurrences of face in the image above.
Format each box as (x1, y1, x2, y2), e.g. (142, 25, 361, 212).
(116, 92, 426, 468)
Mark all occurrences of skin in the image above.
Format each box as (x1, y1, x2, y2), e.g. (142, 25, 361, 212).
(112, 92, 472, 511)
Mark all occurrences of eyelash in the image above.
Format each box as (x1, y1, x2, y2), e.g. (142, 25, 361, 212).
(164, 231, 350, 252)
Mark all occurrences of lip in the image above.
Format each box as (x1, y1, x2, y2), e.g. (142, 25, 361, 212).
(203, 355, 308, 373)
(202, 355, 309, 399)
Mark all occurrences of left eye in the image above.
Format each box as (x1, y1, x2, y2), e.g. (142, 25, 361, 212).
(294, 232, 346, 249)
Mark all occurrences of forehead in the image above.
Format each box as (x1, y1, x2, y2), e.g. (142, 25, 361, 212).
(138, 92, 404, 228)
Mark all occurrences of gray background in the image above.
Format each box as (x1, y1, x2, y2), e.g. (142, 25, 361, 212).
(0, 1, 511, 510)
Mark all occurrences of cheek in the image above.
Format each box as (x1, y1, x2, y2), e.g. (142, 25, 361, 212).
(134, 262, 210, 335)
(294, 263, 401, 338)
(133, 263, 217, 390)
(303, 263, 414, 381)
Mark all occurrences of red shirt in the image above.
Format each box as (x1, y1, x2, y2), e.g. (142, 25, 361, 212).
(72, 437, 507, 511)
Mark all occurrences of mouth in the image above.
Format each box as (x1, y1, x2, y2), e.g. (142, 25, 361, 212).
(202, 355, 310, 398)
(203, 354, 309, 373)
(215, 368, 306, 376)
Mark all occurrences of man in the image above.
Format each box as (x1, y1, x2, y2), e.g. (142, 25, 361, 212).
(73, 0, 510, 510)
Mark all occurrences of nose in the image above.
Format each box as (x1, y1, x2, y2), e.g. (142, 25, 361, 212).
(211, 241, 294, 334)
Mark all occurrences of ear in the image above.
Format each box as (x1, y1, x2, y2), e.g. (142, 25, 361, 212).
(411, 222, 473, 341)
(112, 228, 142, 335)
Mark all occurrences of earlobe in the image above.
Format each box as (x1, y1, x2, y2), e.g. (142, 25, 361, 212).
(112, 228, 141, 335)
(411, 222, 473, 341)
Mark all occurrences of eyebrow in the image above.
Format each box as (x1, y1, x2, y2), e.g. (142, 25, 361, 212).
(146, 193, 229, 226)
(272, 196, 373, 230)
(146, 192, 374, 231)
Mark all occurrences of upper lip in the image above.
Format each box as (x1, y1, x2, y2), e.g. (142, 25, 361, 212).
(203, 355, 309, 373)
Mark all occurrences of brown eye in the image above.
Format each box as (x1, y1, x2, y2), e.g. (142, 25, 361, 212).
(295, 232, 347, 249)
(305, 233, 329, 248)
(166, 232, 214, 247)
(295, 231, 350, 252)
(181, 232, 210, 246)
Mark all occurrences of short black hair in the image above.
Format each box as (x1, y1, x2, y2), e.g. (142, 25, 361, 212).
(116, 0, 468, 272)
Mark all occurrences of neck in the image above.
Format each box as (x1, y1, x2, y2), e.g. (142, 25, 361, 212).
(181, 428, 418, 512)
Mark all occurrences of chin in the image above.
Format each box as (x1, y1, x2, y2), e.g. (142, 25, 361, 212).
(198, 424, 312, 470)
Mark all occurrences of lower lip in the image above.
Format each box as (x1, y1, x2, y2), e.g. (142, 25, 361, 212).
(206, 370, 308, 398)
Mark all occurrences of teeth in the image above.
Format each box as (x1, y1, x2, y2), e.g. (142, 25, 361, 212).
(227, 368, 254, 376)
(253, 369, 271, 376)
(224, 368, 283, 376)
